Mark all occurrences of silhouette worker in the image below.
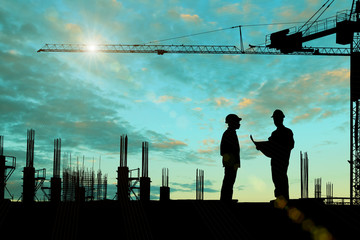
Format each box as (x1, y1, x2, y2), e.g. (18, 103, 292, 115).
(220, 114, 241, 201)
(251, 109, 294, 200)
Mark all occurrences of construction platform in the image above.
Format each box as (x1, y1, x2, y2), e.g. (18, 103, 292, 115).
(0, 199, 359, 240)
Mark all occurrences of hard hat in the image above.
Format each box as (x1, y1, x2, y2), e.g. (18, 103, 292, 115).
(271, 109, 285, 118)
(225, 114, 242, 123)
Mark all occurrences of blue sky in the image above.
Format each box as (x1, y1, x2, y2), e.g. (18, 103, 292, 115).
(0, 0, 353, 201)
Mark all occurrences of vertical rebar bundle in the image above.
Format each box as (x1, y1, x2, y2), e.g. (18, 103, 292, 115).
(118, 135, 129, 202)
(23, 129, 35, 204)
(142, 141, 149, 178)
(300, 151, 309, 199)
(196, 169, 204, 200)
(162, 168, 169, 187)
(26, 129, 35, 168)
(120, 135, 128, 167)
(160, 168, 170, 201)
(53, 138, 61, 178)
(326, 182, 334, 204)
(315, 178, 322, 198)
(62, 166, 105, 202)
(51, 139, 62, 203)
(140, 141, 150, 201)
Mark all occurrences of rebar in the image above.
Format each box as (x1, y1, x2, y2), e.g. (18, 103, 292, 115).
(300, 151, 309, 198)
(120, 135, 128, 167)
(142, 142, 149, 178)
(326, 182, 334, 204)
(196, 169, 204, 200)
(315, 178, 322, 198)
(162, 168, 169, 187)
(26, 129, 35, 168)
(53, 138, 61, 178)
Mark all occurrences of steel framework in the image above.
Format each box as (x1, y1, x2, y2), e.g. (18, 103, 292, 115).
(37, 43, 351, 56)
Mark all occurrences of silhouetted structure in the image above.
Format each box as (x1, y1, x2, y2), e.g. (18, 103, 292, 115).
(160, 168, 170, 201)
(315, 178, 322, 199)
(196, 169, 204, 200)
(0, 136, 15, 200)
(117, 135, 129, 202)
(23, 129, 35, 204)
(300, 151, 309, 199)
(97, 157, 108, 201)
(140, 141, 150, 201)
(62, 161, 107, 202)
(220, 114, 241, 201)
(51, 138, 61, 203)
(326, 182, 334, 204)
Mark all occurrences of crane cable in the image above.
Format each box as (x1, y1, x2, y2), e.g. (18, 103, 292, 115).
(142, 21, 319, 45)
(300, 0, 335, 36)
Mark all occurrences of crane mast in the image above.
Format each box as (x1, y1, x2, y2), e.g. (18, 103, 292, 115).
(38, 1, 360, 204)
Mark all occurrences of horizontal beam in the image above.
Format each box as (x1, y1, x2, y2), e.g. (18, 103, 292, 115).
(37, 44, 351, 56)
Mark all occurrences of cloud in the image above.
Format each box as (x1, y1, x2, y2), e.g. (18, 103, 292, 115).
(192, 107, 202, 111)
(248, 175, 266, 192)
(214, 97, 232, 107)
(240, 67, 349, 128)
(216, 2, 259, 17)
(65, 23, 82, 34)
(152, 138, 188, 149)
(292, 108, 321, 124)
(237, 98, 254, 109)
(154, 95, 175, 103)
(150, 94, 192, 104)
(197, 138, 218, 154)
(180, 14, 202, 23)
(171, 179, 218, 193)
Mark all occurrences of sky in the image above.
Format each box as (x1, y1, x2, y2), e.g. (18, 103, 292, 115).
(0, 0, 354, 202)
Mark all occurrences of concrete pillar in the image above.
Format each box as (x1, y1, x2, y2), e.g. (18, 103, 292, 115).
(160, 186, 170, 201)
(51, 177, 61, 203)
(140, 177, 150, 201)
(117, 166, 129, 202)
(23, 167, 35, 204)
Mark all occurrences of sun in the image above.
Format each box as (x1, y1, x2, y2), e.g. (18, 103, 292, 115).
(87, 43, 98, 52)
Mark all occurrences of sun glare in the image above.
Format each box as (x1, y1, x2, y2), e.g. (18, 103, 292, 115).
(87, 44, 98, 52)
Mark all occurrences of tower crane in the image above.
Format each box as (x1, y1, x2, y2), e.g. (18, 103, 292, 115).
(38, 1, 360, 205)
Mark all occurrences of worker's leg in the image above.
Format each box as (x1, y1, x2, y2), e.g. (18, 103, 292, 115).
(220, 167, 238, 201)
(271, 161, 289, 200)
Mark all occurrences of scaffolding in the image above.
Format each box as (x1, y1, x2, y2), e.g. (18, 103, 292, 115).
(0, 136, 16, 200)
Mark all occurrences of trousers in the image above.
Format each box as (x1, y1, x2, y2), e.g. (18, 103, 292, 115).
(220, 167, 238, 201)
(271, 159, 289, 200)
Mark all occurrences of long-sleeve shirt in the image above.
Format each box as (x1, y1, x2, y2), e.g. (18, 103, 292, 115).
(268, 125, 294, 164)
(220, 128, 240, 168)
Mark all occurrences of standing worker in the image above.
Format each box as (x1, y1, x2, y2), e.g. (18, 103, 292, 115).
(251, 109, 294, 201)
(220, 114, 241, 201)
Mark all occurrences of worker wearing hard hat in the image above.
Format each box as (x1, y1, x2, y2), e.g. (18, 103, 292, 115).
(251, 109, 294, 201)
(220, 113, 241, 201)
